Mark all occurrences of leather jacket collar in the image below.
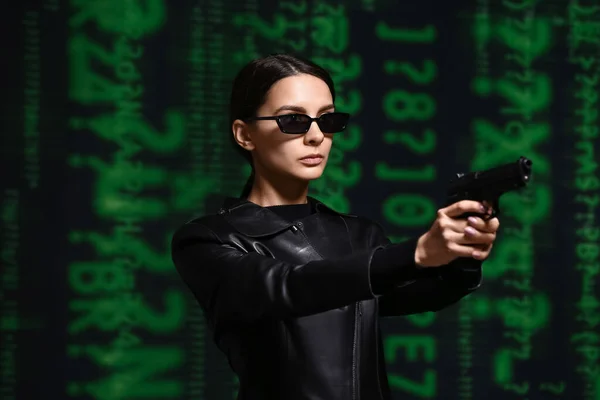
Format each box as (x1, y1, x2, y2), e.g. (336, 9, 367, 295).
(217, 196, 356, 238)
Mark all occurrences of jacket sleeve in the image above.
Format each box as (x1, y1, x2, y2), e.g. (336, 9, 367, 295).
(171, 221, 381, 326)
(368, 222, 483, 317)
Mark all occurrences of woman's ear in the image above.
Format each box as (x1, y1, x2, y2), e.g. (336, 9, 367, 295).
(232, 120, 255, 151)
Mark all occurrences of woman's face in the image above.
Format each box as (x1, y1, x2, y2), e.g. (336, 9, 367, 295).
(237, 73, 335, 183)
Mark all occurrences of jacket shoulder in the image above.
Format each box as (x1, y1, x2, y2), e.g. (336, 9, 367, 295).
(172, 213, 230, 245)
(186, 213, 224, 229)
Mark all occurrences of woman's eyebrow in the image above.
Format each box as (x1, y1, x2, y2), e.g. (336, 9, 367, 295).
(273, 104, 335, 114)
(273, 105, 306, 114)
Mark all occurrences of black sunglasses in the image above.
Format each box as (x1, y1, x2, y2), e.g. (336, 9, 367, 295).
(244, 112, 350, 134)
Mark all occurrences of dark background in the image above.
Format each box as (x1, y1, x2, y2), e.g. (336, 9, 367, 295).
(2, 0, 599, 399)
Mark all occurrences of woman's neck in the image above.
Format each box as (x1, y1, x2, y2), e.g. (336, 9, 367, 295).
(246, 172, 309, 207)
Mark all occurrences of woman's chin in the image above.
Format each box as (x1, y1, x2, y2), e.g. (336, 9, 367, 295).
(294, 168, 325, 182)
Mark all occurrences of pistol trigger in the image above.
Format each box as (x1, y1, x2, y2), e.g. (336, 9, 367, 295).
(488, 204, 499, 220)
(482, 200, 498, 220)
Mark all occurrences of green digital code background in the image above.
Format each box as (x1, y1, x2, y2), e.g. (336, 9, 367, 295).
(2, 0, 599, 399)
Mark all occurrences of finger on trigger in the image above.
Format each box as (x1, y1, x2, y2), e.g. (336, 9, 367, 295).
(444, 200, 486, 218)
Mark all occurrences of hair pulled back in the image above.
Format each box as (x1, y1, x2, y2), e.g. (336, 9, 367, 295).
(229, 54, 336, 198)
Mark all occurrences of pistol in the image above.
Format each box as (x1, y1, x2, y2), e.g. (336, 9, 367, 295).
(446, 156, 533, 219)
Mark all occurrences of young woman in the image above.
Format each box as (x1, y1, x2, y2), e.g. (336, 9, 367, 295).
(171, 54, 500, 400)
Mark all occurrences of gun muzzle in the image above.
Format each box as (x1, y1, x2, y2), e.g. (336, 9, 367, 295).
(518, 156, 533, 183)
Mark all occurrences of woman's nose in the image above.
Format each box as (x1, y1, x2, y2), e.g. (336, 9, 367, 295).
(304, 122, 324, 145)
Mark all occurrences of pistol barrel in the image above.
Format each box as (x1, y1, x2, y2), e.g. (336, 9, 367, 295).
(448, 156, 533, 195)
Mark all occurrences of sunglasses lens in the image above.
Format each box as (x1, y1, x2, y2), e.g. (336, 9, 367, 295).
(279, 114, 312, 133)
(318, 113, 349, 133)
(277, 113, 350, 134)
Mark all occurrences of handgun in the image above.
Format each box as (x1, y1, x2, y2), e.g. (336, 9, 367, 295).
(446, 156, 533, 219)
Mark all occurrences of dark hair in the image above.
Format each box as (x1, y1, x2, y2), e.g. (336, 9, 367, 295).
(229, 54, 336, 198)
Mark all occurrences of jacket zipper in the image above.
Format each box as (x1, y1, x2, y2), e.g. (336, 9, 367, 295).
(374, 300, 384, 400)
(353, 302, 362, 400)
(292, 221, 366, 398)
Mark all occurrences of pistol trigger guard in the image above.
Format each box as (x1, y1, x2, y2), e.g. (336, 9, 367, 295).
(486, 208, 498, 220)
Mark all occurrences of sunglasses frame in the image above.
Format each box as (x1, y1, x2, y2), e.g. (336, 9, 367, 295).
(244, 112, 350, 134)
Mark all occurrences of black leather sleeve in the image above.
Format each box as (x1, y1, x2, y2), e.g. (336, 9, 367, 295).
(171, 222, 379, 324)
(367, 222, 483, 316)
(369, 237, 422, 294)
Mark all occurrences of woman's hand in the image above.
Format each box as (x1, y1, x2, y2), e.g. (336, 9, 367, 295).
(414, 200, 500, 267)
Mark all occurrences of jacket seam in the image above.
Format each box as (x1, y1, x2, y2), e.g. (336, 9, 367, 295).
(191, 222, 225, 245)
(365, 246, 383, 298)
(340, 216, 354, 253)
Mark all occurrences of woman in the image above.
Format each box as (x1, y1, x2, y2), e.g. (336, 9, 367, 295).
(171, 54, 500, 400)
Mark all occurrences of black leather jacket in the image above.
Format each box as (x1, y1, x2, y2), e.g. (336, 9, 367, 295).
(171, 196, 483, 400)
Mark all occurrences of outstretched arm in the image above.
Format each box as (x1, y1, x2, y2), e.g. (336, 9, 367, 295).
(171, 221, 424, 330)
(368, 200, 499, 316)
